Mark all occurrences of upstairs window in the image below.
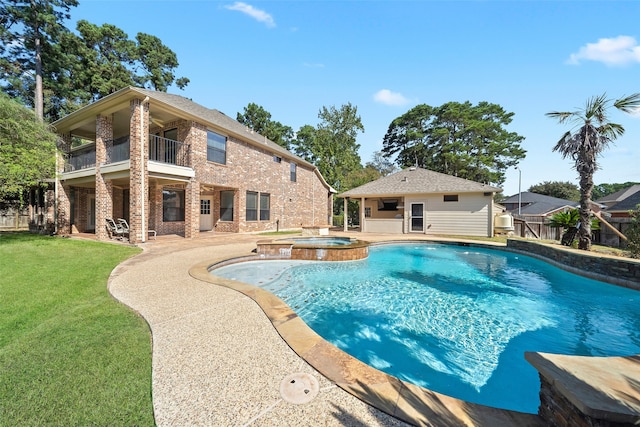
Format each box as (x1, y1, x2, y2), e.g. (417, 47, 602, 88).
(290, 162, 297, 182)
(273, 155, 282, 163)
(444, 195, 459, 202)
(207, 130, 227, 164)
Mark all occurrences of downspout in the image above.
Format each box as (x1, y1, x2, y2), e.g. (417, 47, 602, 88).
(141, 96, 149, 242)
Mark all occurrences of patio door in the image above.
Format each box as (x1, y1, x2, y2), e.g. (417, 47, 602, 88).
(88, 196, 96, 231)
(410, 203, 424, 232)
(200, 197, 213, 231)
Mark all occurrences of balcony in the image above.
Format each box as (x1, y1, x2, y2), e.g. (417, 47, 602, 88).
(65, 144, 96, 172)
(64, 135, 190, 172)
(148, 135, 190, 167)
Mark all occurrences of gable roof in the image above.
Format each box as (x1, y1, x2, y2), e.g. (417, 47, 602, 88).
(501, 192, 577, 216)
(595, 184, 640, 206)
(607, 190, 640, 212)
(337, 167, 501, 198)
(502, 191, 577, 205)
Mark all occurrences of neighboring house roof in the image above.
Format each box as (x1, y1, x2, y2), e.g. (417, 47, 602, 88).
(337, 167, 501, 198)
(501, 192, 577, 216)
(52, 86, 325, 182)
(607, 190, 640, 212)
(595, 184, 640, 206)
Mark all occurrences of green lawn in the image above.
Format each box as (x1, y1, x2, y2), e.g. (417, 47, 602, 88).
(0, 233, 154, 426)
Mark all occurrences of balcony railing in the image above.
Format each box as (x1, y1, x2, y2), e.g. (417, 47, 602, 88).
(106, 136, 130, 164)
(65, 145, 96, 172)
(148, 134, 190, 167)
(63, 134, 191, 173)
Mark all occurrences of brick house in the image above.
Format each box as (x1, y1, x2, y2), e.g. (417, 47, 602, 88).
(52, 87, 333, 243)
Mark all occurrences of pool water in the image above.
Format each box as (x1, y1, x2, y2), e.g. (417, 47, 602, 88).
(212, 243, 640, 413)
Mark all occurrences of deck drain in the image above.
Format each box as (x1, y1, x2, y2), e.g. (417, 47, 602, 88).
(279, 373, 319, 404)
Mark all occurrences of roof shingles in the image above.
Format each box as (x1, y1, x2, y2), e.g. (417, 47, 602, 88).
(338, 167, 501, 197)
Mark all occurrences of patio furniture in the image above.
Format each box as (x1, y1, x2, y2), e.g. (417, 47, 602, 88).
(106, 218, 127, 240)
(117, 218, 131, 240)
(118, 218, 156, 240)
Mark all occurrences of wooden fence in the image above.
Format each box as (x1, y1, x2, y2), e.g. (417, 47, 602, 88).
(511, 214, 632, 248)
(0, 205, 30, 230)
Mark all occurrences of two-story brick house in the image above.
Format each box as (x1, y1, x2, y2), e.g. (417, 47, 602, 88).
(52, 87, 333, 243)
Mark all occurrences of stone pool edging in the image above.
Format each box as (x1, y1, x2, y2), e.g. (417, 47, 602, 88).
(189, 252, 542, 427)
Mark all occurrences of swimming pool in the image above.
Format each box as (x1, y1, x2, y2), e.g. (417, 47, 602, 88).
(212, 242, 640, 414)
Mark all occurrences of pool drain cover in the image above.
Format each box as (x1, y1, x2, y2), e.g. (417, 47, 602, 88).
(279, 373, 319, 404)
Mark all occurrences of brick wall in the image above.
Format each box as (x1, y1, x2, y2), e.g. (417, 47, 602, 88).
(147, 119, 331, 237)
(189, 133, 330, 234)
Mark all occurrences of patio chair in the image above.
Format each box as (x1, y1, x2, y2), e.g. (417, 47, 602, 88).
(118, 218, 156, 240)
(106, 218, 126, 240)
(117, 218, 131, 239)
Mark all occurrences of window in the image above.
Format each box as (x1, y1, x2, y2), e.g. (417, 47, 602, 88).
(200, 199, 211, 215)
(364, 207, 371, 218)
(246, 192, 270, 221)
(246, 191, 258, 221)
(260, 193, 270, 220)
(444, 195, 459, 202)
(207, 130, 227, 164)
(220, 191, 234, 221)
(273, 155, 281, 163)
(290, 162, 297, 182)
(163, 189, 185, 222)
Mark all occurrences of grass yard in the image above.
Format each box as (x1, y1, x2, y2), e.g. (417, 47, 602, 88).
(0, 233, 154, 426)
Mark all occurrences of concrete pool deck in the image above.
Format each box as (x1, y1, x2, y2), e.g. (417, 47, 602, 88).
(106, 232, 546, 426)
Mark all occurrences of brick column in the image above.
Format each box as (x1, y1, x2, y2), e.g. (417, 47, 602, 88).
(129, 98, 149, 243)
(56, 133, 72, 235)
(184, 179, 200, 239)
(95, 114, 113, 241)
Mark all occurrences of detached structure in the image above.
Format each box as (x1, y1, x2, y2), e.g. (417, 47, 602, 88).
(338, 167, 502, 237)
(52, 87, 333, 243)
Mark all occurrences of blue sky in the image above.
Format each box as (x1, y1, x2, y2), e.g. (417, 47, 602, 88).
(70, 0, 640, 196)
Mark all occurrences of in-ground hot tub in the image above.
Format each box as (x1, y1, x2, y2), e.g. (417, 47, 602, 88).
(256, 236, 370, 261)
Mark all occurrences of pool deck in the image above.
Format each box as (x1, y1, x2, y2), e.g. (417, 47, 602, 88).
(106, 231, 546, 426)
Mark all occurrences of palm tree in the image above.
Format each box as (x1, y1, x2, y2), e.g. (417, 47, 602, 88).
(546, 93, 640, 250)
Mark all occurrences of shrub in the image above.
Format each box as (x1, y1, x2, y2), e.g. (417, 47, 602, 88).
(626, 205, 640, 258)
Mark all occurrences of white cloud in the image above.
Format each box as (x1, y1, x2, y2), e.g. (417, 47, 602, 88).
(373, 89, 411, 106)
(303, 62, 325, 68)
(224, 2, 276, 28)
(567, 35, 640, 66)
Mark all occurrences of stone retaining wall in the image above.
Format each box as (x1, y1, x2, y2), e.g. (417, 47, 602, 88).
(506, 239, 640, 289)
